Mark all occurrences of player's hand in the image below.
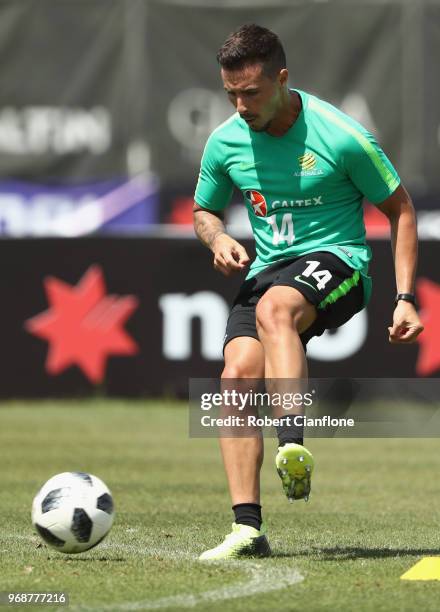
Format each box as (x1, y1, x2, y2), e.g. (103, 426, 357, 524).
(388, 301, 424, 343)
(212, 234, 250, 276)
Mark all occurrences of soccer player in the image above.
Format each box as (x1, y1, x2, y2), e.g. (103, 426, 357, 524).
(193, 24, 424, 560)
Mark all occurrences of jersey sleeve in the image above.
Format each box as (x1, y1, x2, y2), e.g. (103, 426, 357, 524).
(343, 128, 401, 205)
(194, 132, 234, 211)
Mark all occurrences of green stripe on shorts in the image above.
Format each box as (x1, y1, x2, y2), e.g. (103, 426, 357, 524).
(318, 270, 360, 310)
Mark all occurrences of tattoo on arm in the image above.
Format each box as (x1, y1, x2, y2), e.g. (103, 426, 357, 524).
(193, 208, 226, 250)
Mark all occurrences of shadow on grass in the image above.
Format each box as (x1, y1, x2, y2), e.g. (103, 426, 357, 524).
(272, 547, 440, 560)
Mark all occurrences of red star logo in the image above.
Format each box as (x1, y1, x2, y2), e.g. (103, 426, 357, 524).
(245, 190, 267, 217)
(25, 265, 139, 383)
(416, 277, 440, 376)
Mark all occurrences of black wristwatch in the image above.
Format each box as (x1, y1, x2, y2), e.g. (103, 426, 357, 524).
(394, 293, 417, 307)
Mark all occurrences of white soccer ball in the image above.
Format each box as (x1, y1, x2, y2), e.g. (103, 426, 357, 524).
(31, 472, 115, 554)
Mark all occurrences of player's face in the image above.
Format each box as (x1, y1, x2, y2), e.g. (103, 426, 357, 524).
(221, 63, 287, 132)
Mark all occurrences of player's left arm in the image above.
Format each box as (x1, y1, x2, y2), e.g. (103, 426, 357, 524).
(376, 184, 424, 343)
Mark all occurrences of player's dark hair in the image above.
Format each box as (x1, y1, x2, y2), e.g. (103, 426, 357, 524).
(217, 24, 286, 79)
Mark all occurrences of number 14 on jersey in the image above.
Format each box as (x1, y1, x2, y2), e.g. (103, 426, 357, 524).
(267, 213, 295, 245)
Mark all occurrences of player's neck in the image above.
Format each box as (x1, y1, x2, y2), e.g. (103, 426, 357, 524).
(266, 90, 302, 137)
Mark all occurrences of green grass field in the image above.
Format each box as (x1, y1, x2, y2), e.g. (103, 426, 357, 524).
(1, 400, 440, 611)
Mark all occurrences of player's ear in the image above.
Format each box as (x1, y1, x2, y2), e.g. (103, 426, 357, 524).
(278, 68, 289, 87)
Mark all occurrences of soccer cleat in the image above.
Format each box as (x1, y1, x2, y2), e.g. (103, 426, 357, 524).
(198, 522, 271, 560)
(276, 443, 314, 502)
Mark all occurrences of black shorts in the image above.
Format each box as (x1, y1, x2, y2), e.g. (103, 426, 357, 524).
(224, 251, 365, 351)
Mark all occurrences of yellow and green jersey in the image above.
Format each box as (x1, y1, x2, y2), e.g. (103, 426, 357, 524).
(194, 89, 400, 305)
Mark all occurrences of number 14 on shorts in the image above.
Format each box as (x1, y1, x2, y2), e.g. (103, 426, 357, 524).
(299, 260, 332, 290)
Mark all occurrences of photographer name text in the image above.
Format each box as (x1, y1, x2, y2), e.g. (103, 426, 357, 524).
(200, 415, 355, 428)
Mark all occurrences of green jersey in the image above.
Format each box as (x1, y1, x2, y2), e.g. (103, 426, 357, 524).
(194, 89, 400, 305)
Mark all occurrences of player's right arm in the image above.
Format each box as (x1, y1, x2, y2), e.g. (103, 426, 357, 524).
(193, 204, 250, 276)
(193, 130, 249, 276)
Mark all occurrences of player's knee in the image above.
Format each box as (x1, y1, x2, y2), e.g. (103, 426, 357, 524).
(256, 297, 301, 336)
(222, 362, 261, 379)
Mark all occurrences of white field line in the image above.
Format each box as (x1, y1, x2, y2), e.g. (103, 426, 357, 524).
(72, 561, 303, 612)
(2, 534, 304, 611)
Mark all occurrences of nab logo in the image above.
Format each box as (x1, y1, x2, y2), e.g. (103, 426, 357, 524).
(25, 265, 139, 383)
(245, 190, 267, 217)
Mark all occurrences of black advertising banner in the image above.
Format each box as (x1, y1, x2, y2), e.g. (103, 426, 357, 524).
(0, 238, 438, 398)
